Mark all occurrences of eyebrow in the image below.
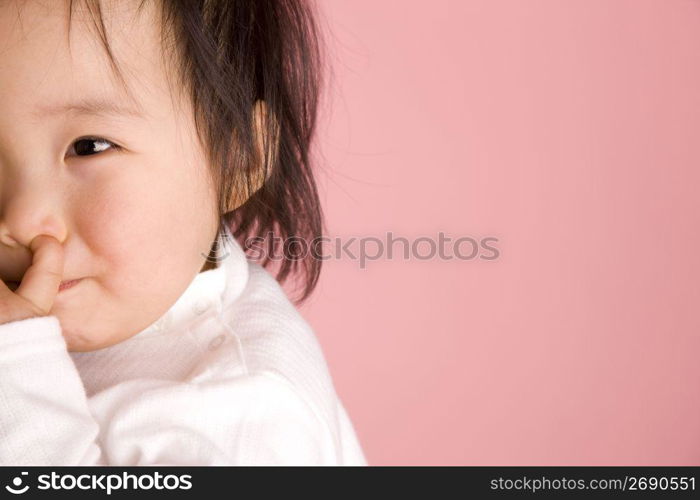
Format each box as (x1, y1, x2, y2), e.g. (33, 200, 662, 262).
(31, 97, 147, 120)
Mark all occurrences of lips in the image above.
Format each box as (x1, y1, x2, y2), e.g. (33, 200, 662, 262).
(58, 278, 83, 292)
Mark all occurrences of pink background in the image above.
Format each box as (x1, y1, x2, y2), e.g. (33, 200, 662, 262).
(297, 0, 700, 465)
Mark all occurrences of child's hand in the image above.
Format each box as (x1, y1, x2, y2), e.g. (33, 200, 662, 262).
(0, 235, 64, 325)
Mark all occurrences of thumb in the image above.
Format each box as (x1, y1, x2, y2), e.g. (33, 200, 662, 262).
(15, 235, 64, 314)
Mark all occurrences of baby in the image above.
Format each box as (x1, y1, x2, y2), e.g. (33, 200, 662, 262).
(0, 0, 366, 465)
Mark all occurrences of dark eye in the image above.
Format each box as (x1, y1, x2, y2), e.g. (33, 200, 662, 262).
(70, 137, 121, 157)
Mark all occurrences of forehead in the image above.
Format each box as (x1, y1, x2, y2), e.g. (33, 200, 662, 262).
(0, 0, 173, 122)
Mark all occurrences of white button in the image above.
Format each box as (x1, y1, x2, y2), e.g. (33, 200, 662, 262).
(208, 334, 226, 350)
(148, 317, 164, 334)
(193, 299, 210, 315)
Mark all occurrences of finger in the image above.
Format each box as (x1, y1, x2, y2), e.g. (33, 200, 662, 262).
(15, 235, 64, 313)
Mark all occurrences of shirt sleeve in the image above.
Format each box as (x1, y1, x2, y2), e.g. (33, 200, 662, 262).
(225, 371, 346, 465)
(335, 398, 368, 465)
(0, 316, 105, 465)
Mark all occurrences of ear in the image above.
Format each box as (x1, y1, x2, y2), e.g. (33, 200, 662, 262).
(225, 100, 278, 213)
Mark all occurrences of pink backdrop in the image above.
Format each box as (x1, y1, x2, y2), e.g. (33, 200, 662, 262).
(296, 0, 700, 465)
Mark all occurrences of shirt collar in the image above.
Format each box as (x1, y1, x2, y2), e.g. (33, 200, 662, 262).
(133, 223, 250, 340)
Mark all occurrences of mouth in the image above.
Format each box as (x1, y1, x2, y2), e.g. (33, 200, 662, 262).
(59, 278, 83, 292)
(3, 278, 84, 293)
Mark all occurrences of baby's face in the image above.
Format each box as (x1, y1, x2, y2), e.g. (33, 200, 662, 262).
(0, 1, 220, 351)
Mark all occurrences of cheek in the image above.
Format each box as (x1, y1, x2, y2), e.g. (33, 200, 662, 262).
(72, 161, 218, 290)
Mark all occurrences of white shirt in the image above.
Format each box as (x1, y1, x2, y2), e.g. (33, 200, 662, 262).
(0, 225, 367, 465)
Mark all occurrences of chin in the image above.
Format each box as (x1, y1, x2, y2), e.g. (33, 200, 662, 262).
(59, 319, 109, 352)
(64, 333, 102, 353)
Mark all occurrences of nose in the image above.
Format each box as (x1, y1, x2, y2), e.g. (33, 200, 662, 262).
(0, 184, 68, 250)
